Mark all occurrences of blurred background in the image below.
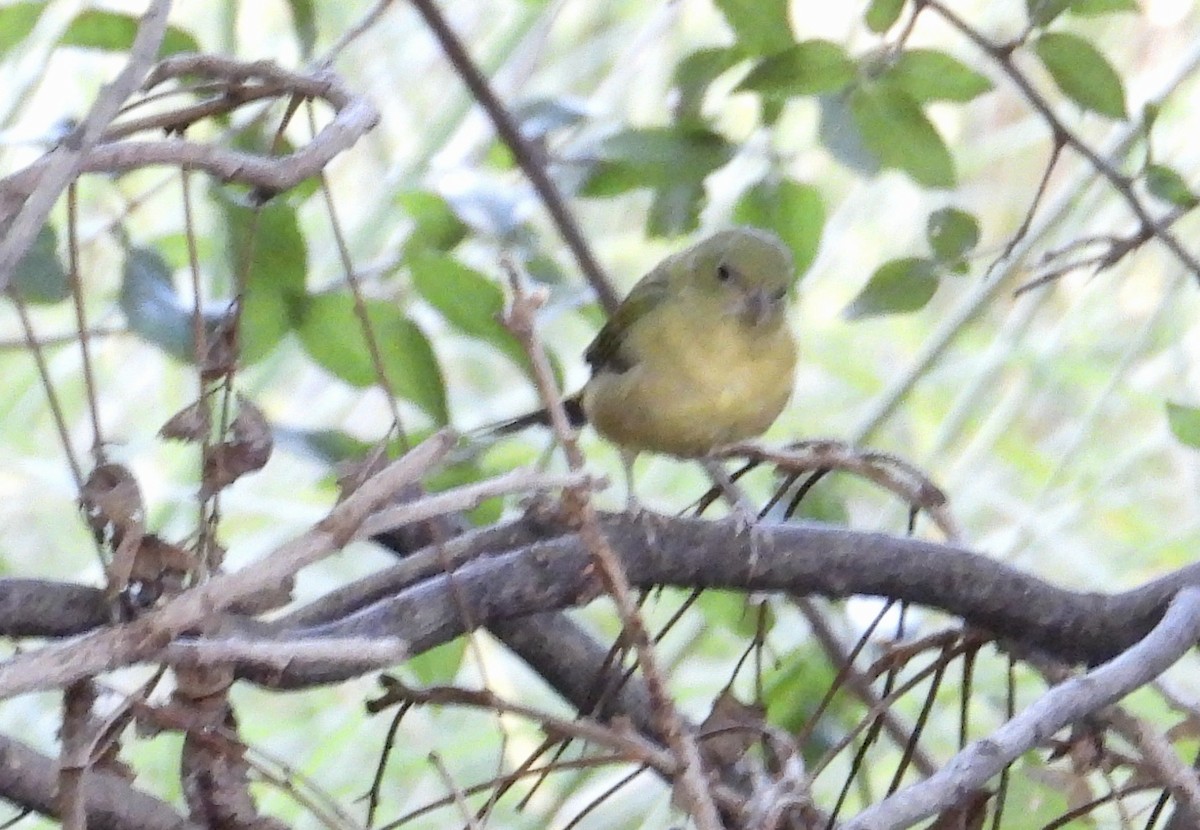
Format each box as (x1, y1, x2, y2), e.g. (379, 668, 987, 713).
(3, 0, 1200, 826)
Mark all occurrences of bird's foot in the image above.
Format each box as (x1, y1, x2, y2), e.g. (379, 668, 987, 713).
(726, 503, 763, 580)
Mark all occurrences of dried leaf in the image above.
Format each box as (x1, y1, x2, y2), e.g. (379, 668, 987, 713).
(199, 397, 273, 498)
(181, 702, 288, 830)
(159, 399, 211, 442)
(80, 463, 146, 592)
(926, 789, 990, 830)
(698, 690, 766, 769)
(80, 463, 144, 544)
(200, 312, 239, 381)
(126, 534, 194, 607)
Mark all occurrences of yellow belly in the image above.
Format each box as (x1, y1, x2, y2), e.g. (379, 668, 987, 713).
(583, 308, 796, 457)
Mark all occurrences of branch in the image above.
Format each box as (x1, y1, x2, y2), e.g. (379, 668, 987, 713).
(8, 514, 1200, 689)
(0, 431, 460, 698)
(224, 512, 1200, 688)
(408, 0, 620, 314)
(923, 0, 1200, 284)
(0, 55, 380, 232)
(0, 0, 172, 294)
(0, 733, 199, 830)
(844, 587, 1200, 829)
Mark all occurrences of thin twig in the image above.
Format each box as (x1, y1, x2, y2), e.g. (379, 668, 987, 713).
(501, 264, 723, 830)
(0, 430, 457, 698)
(846, 587, 1200, 829)
(924, 0, 1200, 284)
(0, 55, 380, 222)
(409, 0, 619, 314)
(0, 0, 173, 292)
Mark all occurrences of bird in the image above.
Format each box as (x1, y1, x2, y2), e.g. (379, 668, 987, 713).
(495, 226, 797, 509)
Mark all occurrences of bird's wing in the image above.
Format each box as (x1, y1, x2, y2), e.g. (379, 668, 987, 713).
(584, 266, 671, 375)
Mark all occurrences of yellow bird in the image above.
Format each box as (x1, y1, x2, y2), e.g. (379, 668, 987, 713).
(498, 226, 798, 506)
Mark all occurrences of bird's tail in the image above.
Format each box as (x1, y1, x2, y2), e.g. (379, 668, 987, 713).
(475, 393, 587, 437)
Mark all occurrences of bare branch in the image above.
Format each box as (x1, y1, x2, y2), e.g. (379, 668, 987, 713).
(0, 55, 380, 232)
(0, 733, 199, 830)
(408, 0, 620, 313)
(0, 0, 172, 293)
(845, 587, 1200, 829)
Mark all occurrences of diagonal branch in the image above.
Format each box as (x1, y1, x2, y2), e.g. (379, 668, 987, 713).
(408, 0, 620, 313)
(844, 587, 1200, 829)
(0, 0, 173, 293)
(923, 0, 1200, 283)
(0, 733, 200, 830)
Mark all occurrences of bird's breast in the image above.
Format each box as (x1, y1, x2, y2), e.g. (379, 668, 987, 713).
(583, 302, 796, 457)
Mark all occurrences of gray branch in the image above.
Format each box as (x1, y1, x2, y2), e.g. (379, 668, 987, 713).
(844, 587, 1200, 829)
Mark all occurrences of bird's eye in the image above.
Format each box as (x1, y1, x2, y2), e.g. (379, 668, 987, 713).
(716, 264, 732, 282)
(772, 287, 787, 301)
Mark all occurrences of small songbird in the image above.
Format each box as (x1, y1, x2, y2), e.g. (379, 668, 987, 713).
(497, 227, 798, 506)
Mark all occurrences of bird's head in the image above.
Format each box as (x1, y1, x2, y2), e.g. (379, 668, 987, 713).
(679, 227, 795, 327)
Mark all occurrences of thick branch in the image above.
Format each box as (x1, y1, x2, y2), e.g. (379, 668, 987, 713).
(231, 513, 1198, 687)
(6, 514, 1200, 690)
(0, 733, 199, 830)
(0, 431, 457, 699)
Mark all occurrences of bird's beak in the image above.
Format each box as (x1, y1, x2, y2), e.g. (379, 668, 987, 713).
(742, 287, 778, 327)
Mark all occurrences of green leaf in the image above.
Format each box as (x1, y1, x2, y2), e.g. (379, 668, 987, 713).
(221, 197, 307, 362)
(697, 591, 773, 637)
(818, 93, 881, 175)
(397, 191, 469, 256)
(1145, 164, 1198, 209)
(673, 47, 742, 123)
(647, 181, 706, 237)
(886, 49, 994, 103)
(119, 247, 193, 360)
(763, 644, 842, 738)
(1069, 0, 1138, 15)
(866, 0, 907, 33)
(11, 225, 69, 304)
(926, 207, 980, 267)
(736, 40, 856, 98)
(406, 639, 467, 685)
(733, 179, 825, 278)
(714, 0, 793, 56)
(442, 179, 526, 239)
(409, 253, 530, 371)
(297, 292, 448, 424)
(581, 127, 735, 194)
(1033, 32, 1127, 119)
(284, 0, 317, 58)
(1168, 402, 1200, 448)
(60, 10, 199, 56)
(1026, 0, 1073, 25)
(0, 2, 45, 55)
(845, 256, 938, 318)
(513, 96, 590, 140)
(849, 83, 956, 187)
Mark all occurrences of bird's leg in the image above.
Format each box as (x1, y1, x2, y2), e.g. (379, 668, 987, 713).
(700, 458, 762, 577)
(621, 448, 643, 513)
(700, 458, 759, 528)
